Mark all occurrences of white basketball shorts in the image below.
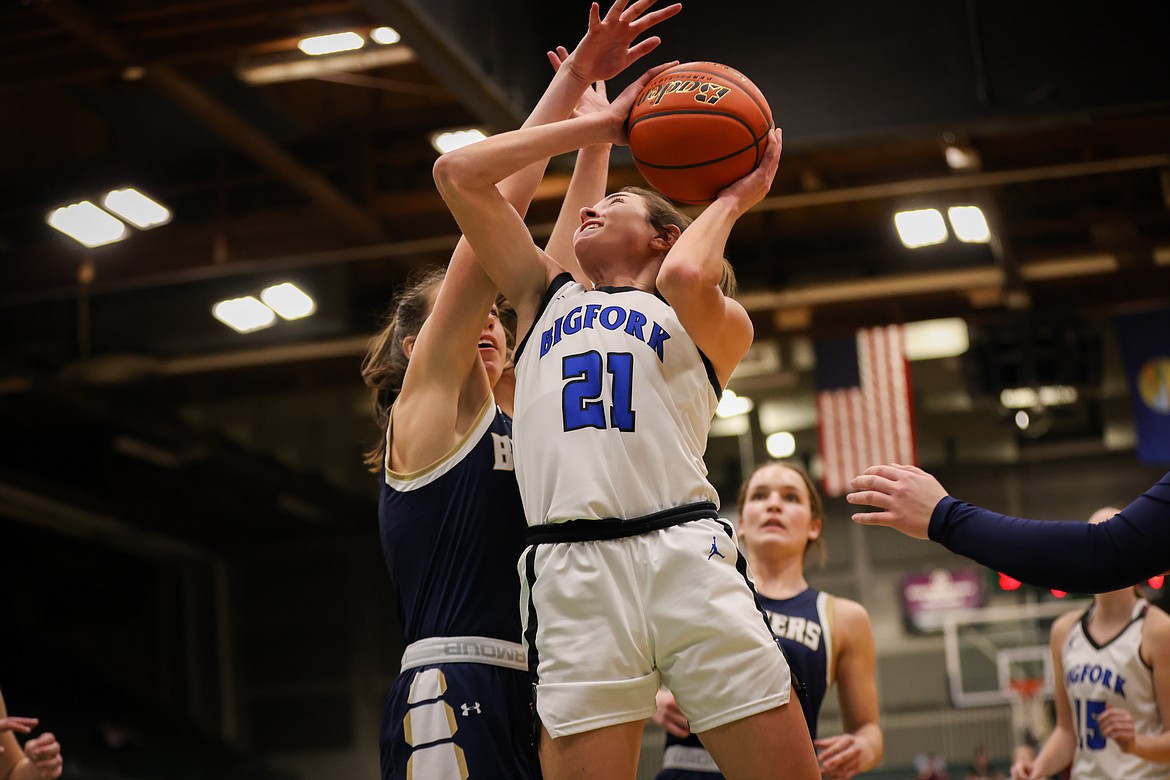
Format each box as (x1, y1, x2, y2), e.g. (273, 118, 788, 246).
(518, 514, 792, 739)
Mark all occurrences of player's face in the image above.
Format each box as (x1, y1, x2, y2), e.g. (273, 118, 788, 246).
(573, 192, 658, 267)
(477, 304, 507, 385)
(738, 464, 821, 557)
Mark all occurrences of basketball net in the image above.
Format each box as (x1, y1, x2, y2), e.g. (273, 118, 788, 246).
(1008, 678, 1050, 746)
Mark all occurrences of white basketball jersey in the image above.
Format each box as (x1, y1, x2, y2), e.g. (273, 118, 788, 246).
(1062, 599, 1167, 780)
(513, 276, 719, 525)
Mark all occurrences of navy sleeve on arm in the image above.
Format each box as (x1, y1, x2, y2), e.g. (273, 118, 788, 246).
(927, 471, 1170, 593)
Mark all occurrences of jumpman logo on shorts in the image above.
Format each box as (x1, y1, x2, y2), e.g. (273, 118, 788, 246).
(707, 536, 725, 560)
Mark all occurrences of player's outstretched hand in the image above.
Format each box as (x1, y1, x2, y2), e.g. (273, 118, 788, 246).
(548, 46, 610, 119)
(567, 0, 683, 85)
(846, 464, 948, 540)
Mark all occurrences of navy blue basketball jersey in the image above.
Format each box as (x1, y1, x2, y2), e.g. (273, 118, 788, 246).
(658, 587, 833, 779)
(758, 587, 832, 736)
(379, 397, 526, 644)
(379, 397, 539, 780)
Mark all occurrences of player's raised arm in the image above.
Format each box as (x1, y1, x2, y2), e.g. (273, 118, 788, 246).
(655, 128, 781, 386)
(849, 465, 1170, 592)
(543, 48, 612, 287)
(433, 62, 676, 337)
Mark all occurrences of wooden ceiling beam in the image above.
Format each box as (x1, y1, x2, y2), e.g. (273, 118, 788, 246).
(360, 0, 524, 131)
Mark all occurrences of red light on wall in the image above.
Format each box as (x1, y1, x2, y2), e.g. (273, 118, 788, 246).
(999, 572, 1022, 591)
(1149, 575, 1165, 590)
(1050, 589, 1067, 598)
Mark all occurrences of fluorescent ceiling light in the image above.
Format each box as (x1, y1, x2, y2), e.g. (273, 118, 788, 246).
(370, 26, 401, 45)
(944, 144, 981, 171)
(298, 32, 365, 56)
(947, 205, 990, 243)
(102, 188, 171, 229)
(212, 296, 276, 333)
(715, 389, 754, 419)
(904, 317, 969, 360)
(894, 208, 947, 248)
(47, 201, 127, 248)
(765, 431, 796, 459)
(430, 128, 488, 154)
(999, 385, 1078, 409)
(237, 45, 415, 85)
(261, 282, 316, 320)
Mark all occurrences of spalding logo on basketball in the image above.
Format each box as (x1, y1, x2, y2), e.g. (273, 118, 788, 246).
(627, 62, 773, 205)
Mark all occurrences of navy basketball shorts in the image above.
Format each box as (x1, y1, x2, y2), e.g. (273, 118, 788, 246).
(381, 663, 540, 780)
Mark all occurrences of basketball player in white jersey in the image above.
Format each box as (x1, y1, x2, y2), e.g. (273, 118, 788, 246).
(1011, 507, 1170, 780)
(361, 3, 682, 776)
(433, 18, 819, 778)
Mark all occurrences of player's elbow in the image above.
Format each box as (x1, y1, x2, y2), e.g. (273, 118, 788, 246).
(432, 151, 482, 199)
(656, 260, 713, 299)
(431, 152, 461, 197)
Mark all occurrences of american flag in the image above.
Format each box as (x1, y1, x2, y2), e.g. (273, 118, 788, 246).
(814, 325, 917, 496)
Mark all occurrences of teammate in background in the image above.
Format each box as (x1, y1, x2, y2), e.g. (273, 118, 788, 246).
(433, 15, 819, 776)
(360, 2, 680, 777)
(846, 464, 1170, 593)
(1009, 507, 1170, 780)
(0, 689, 63, 780)
(652, 461, 883, 780)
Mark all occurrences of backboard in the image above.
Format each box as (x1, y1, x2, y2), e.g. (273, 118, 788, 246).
(942, 599, 1091, 709)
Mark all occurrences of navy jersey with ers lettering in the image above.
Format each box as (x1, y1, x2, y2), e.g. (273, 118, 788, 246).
(658, 588, 833, 779)
(379, 396, 525, 645)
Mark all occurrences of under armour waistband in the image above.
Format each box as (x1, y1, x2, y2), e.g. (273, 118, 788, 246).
(399, 635, 527, 672)
(526, 501, 718, 545)
(662, 745, 720, 773)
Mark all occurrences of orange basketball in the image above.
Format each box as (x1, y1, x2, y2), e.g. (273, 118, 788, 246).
(626, 62, 773, 205)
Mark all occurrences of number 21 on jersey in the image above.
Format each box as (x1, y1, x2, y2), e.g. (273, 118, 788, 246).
(561, 351, 636, 432)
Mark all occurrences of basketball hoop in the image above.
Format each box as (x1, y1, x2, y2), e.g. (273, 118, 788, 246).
(1008, 678, 1049, 746)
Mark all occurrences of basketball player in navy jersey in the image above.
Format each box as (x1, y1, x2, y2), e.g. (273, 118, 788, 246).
(360, 2, 682, 777)
(847, 464, 1170, 593)
(1010, 507, 1170, 780)
(434, 28, 821, 780)
(653, 462, 883, 780)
